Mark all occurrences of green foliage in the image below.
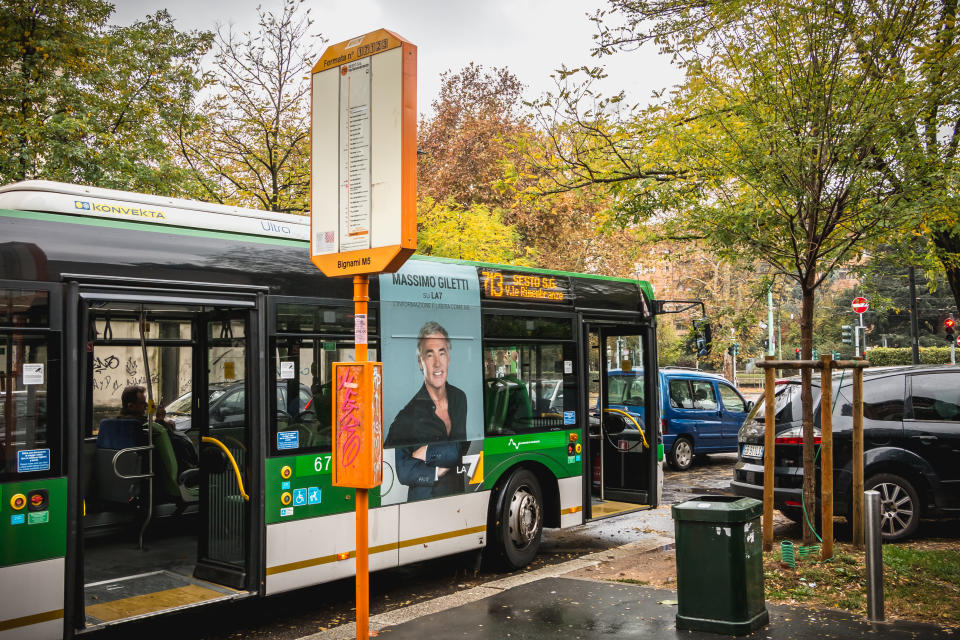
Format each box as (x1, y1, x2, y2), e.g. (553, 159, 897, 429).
(884, 546, 960, 584)
(416, 198, 533, 265)
(763, 543, 960, 624)
(865, 347, 953, 366)
(176, 0, 318, 213)
(530, 0, 929, 376)
(0, 1, 211, 193)
(656, 320, 687, 366)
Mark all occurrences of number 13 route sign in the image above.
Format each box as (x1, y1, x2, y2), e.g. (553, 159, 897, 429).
(310, 29, 417, 277)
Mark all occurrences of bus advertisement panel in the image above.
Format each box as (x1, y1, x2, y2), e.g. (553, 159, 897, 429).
(379, 261, 484, 505)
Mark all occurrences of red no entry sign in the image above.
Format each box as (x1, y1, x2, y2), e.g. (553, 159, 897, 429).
(851, 297, 869, 314)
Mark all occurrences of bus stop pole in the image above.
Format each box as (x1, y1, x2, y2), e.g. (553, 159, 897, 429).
(762, 356, 776, 552)
(354, 275, 370, 640)
(819, 354, 834, 560)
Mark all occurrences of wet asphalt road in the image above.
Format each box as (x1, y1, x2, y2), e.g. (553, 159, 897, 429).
(85, 455, 743, 640)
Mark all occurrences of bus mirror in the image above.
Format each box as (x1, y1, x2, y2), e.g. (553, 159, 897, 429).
(692, 319, 712, 356)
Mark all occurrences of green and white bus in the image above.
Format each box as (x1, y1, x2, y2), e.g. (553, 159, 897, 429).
(0, 181, 662, 639)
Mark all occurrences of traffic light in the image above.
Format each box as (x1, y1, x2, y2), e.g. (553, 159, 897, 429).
(841, 325, 853, 345)
(795, 347, 801, 359)
(946, 317, 956, 343)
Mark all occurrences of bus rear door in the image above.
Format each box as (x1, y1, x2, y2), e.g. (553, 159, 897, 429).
(584, 325, 659, 519)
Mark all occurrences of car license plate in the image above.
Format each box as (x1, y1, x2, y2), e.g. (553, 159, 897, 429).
(742, 444, 763, 459)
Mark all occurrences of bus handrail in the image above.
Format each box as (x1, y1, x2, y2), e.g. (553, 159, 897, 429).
(603, 408, 650, 449)
(202, 436, 250, 502)
(111, 445, 154, 480)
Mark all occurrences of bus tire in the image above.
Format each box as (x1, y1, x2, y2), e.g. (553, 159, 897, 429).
(487, 469, 543, 570)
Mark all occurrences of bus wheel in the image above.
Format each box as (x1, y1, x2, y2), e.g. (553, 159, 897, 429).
(489, 469, 543, 570)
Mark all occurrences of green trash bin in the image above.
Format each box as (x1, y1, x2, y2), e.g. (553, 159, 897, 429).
(671, 495, 769, 634)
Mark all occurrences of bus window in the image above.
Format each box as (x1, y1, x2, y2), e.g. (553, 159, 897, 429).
(87, 313, 193, 437)
(482, 314, 577, 435)
(86, 306, 199, 509)
(271, 302, 378, 455)
(0, 334, 58, 478)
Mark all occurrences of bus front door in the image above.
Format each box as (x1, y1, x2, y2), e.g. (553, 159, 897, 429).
(78, 300, 256, 633)
(585, 325, 658, 518)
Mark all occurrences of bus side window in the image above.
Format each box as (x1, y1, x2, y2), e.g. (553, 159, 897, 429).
(482, 342, 573, 434)
(272, 333, 378, 453)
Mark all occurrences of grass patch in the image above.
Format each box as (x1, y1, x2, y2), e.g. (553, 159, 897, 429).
(612, 578, 649, 585)
(763, 542, 960, 627)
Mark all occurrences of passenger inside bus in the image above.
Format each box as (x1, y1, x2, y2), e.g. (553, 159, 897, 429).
(116, 385, 197, 473)
(96, 386, 199, 505)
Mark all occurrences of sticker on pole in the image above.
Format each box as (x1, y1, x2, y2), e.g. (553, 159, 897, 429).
(331, 361, 383, 489)
(851, 297, 869, 314)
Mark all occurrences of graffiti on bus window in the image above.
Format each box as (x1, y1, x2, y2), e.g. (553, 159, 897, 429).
(92, 354, 119, 374)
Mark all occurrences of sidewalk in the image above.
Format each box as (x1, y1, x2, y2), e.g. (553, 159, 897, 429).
(298, 534, 959, 640)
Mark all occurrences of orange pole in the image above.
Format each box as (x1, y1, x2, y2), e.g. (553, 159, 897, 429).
(353, 275, 370, 640)
(356, 486, 369, 639)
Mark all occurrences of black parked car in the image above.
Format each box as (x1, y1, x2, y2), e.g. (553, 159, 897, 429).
(732, 365, 960, 541)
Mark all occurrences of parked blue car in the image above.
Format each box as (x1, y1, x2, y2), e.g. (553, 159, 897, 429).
(607, 367, 753, 471)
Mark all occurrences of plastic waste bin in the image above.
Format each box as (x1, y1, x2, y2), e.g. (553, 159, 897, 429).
(671, 495, 768, 634)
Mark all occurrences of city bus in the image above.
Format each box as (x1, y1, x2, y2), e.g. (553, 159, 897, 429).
(0, 180, 662, 639)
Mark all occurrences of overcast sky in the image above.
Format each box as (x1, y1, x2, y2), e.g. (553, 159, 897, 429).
(112, 0, 681, 113)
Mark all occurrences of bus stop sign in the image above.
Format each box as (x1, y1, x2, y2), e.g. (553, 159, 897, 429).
(309, 29, 417, 277)
(851, 297, 869, 314)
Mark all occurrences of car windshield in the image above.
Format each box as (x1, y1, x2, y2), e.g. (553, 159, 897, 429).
(165, 386, 231, 414)
(537, 380, 560, 401)
(744, 381, 815, 424)
(607, 373, 644, 405)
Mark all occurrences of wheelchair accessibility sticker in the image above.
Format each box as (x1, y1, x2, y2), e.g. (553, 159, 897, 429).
(293, 488, 307, 507)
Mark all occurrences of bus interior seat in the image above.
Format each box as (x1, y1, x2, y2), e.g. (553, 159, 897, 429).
(96, 418, 143, 449)
(484, 377, 534, 433)
(94, 418, 145, 505)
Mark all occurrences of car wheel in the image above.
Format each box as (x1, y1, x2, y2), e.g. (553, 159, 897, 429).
(866, 473, 920, 542)
(668, 437, 694, 471)
(487, 469, 543, 569)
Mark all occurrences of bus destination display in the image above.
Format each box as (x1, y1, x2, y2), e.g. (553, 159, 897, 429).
(479, 269, 571, 303)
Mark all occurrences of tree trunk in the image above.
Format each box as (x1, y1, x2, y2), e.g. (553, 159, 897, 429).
(932, 231, 960, 315)
(799, 280, 817, 545)
(943, 259, 960, 317)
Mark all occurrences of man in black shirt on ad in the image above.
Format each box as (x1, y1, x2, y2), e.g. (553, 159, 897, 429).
(385, 321, 466, 500)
